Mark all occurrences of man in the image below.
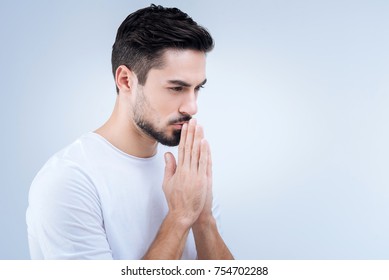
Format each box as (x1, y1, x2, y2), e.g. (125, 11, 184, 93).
(26, 4, 233, 260)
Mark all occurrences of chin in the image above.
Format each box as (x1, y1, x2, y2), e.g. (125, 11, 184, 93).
(158, 138, 180, 147)
(157, 130, 181, 147)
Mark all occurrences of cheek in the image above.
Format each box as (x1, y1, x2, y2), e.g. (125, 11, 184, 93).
(152, 94, 181, 118)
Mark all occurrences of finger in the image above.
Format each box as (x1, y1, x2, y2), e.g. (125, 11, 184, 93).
(207, 142, 213, 179)
(191, 125, 204, 171)
(163, 152, 177, 186)
(184, 118, 197, 168)
(178, 122, 188, 166)
(198, 139, 209, 176)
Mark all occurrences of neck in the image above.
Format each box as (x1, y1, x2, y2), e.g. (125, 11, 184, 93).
(94, 95, 158, 158)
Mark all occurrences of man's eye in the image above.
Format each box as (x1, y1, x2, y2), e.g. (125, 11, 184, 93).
(170, 87, 183, 92)
(195, 85, 204, 92)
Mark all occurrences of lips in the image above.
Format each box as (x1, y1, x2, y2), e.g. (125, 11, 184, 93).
(171, 121, 188, 129)
(170, 115, 191, 129)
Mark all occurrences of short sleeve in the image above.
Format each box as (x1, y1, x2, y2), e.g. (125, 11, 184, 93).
(26, 159, 113, 259)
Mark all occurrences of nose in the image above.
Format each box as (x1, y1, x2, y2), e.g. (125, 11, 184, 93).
(179, 92, 198, 116)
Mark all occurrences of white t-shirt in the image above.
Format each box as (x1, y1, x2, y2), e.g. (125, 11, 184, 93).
(26, 132, 220, 259)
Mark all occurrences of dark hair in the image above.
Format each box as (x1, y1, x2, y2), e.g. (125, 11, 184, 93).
(111, 4, 214, 92)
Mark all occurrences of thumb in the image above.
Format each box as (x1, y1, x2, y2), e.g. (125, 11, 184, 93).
(163, 152, 176, 183)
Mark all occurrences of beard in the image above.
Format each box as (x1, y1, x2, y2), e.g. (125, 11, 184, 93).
(133, 89, 191, 147)
(135, 116, 183, 146)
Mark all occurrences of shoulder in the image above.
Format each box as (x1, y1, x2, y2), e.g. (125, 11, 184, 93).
(32, 132, 109, 181)
(29, 133, 102, 207)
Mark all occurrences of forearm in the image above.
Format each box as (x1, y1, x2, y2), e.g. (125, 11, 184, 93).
(142, 213, 191, 260)
(192, 216, 234, 260)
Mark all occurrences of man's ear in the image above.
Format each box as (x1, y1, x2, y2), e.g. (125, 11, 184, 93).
(115, 65, 138, 95)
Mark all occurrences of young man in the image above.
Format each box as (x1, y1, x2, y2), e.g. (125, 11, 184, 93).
(26, 4, 233, 260)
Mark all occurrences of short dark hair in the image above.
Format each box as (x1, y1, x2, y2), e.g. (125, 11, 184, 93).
(111, 4, 214, 92)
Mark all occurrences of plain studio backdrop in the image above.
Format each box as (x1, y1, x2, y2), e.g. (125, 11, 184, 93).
(1, 0, 388, 259)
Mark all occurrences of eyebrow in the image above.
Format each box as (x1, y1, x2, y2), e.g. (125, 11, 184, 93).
(167, 79, 207, 87)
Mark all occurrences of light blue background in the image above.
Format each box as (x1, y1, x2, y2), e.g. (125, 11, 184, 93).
(1, 0, 388, 259)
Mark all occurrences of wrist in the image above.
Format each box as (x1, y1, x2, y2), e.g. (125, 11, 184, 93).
(165, 211, 194, 232)
(193, 215, 216, 232)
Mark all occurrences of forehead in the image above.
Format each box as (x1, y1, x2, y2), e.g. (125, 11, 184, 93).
(147, 49, 207, 85)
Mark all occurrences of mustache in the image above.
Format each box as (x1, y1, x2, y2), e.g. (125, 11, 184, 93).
(169, 114, 192, 125)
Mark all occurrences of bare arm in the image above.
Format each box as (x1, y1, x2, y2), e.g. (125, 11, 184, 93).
(142, 213, 190, 259)
(193, 216, 234, 260)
